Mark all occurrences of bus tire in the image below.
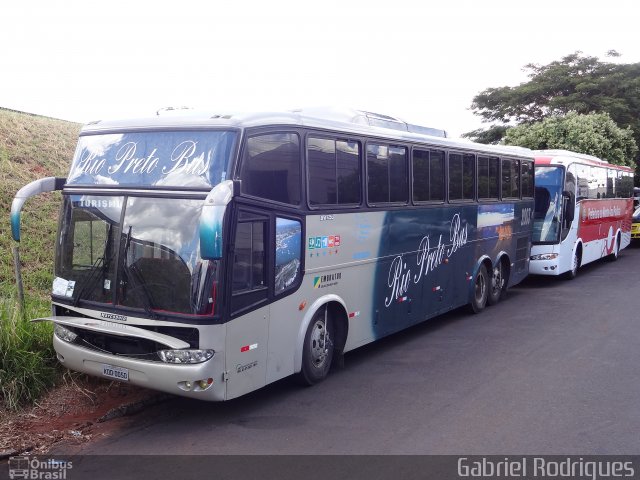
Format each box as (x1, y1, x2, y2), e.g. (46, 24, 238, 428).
(469, 264, 489, 314)
(298, 308, 334, 386)
(565, 248, 581, 280)
(608, 233, 621, 261)
(487, 260, 506, 306)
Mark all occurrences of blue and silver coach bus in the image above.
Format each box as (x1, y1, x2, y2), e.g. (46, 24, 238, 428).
(11, 108, 534, 400)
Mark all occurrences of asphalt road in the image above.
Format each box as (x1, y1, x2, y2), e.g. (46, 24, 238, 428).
(62, 245, 640, 455)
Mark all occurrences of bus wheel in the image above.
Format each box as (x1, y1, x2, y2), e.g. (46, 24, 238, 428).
(565, 249, 580, 280)
(298, 308, 334, 385)
(608, 234, 621, 261)
(469, 264, 489, 314)
(487, 261, 505, 306)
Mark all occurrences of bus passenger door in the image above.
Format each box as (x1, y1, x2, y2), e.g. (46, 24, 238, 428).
(225, 210, 270, 400)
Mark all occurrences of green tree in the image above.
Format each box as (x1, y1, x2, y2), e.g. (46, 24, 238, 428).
(465, 51, 640, 149)
(503, 112, 638, 167)
(461, 125, 507, 145)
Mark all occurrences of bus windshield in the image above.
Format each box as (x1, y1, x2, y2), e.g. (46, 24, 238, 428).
(54, 195, 218, 317)
(533, 166, 564, 244)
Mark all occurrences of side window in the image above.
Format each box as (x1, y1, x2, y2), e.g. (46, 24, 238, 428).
(231, 212, 268, 314)
(502, 159, 521, 199)
(337, 140, 361, 204)
(241, 133, 301, 205)
(478, 155, 499, 200)
(575, 164, 590, 200)
(589, 166, 607, 199)
(232, 219, 266, 294)
(429, 150, 445, 201)
(565, 165, 576, 196)
(308, 137, 361, 206)
(619, 172, 634, 198)
(274, 217, 302, 294)
(606, 169, 616, 198)
(367, 144, 408, 204)
(412, 149, 444, 203)
(521, 160, 534, 198)
(308, 137, 335, 204)
(449, 152, 475, 201)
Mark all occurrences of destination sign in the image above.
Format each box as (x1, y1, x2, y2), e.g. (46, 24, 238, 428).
(66, 130, 237, 189)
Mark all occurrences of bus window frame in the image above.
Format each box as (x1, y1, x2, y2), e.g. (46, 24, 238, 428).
(236, 128, 305, 210)
(410, 146, 446, 206)
(520, 159, 535, 199)
(501, 157, 522, 200)
(227, 200, 306, 320)
(304, 132, 363, 211)
(447, 150, 476, 204)
(365, 140, 410, 208)
(476, 154, 501, 203)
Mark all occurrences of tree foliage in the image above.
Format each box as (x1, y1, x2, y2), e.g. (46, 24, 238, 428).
(503, 112, 638, 167)
(461, 125, 507, 145)
(465, 51, 640, 161)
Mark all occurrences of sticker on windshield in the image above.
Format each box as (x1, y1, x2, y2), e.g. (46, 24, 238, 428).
(52, 277, 67, 296)
(52, 277, 75, 297)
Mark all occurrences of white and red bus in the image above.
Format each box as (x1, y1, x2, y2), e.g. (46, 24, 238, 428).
(529, 149, 634, 279)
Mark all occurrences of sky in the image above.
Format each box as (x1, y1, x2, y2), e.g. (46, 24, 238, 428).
(2, 0, 639, 137)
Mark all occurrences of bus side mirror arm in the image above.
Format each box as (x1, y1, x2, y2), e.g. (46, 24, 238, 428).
(11, 177, 66, 242)
(200, 180, 235, 260)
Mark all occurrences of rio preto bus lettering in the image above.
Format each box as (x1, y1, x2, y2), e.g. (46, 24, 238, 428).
(385, 213, 469, 307)
(75, 140, 211, 178)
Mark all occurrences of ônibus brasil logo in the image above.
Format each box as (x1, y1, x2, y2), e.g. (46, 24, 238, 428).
(8, 456, 72, 479)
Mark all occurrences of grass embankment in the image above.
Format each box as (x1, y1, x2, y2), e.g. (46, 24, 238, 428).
(0, 108, 80, 410)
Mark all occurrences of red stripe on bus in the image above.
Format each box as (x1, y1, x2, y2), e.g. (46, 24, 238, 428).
(535, 157, 552, 165)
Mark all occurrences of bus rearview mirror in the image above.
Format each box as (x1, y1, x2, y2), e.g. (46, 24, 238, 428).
(200, 180, 235, 260)
(11, 177, 66, 242)
(562, 190, 575, 223)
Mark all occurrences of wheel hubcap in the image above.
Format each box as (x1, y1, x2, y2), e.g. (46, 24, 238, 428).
(310, 320, 329, 368)
(492, 265, 503, 296)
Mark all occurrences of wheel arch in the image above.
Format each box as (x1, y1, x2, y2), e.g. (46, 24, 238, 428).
(494, 251, 511, 287)
(468, 255, 492, 299)
(574, 239, 583, 263)
(294, 295, 349, 373)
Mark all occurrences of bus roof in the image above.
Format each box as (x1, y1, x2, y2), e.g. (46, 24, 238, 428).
(534, 149, 633, 172)
(80, 107, 534, 160)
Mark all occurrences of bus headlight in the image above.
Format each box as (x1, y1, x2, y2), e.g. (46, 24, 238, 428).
(158, 349, 215, 364)
(530, 253, 558, 261)
(54, 324, 78, 343)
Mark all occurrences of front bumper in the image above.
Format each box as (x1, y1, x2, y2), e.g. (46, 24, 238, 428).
(528, 258, 562, 276)
(53, 334, 227, 401)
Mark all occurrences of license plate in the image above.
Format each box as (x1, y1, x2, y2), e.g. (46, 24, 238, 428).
(102, 364, 129, 381)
